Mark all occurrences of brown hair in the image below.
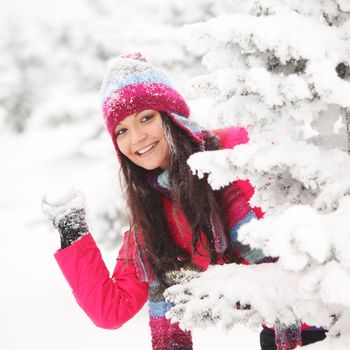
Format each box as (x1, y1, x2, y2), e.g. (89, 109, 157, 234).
(119, 112, 237, 282)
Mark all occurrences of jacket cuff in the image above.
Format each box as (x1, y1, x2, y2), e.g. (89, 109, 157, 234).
(54, 233, 108, 291)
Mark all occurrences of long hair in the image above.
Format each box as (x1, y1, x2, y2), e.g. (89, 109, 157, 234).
(119, 112, 238, 283)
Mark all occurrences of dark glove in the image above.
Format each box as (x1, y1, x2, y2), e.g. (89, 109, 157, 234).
(42, 189, 89, 249)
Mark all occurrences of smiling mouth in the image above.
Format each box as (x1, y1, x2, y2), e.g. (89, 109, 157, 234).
(135, 142, 158, 156)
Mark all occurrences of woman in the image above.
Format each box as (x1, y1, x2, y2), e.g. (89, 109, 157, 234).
(42, 53, 326, 350)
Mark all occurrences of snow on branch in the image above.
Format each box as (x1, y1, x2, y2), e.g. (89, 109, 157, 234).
(165, 256, 350, 339)
(239, 196, 350, 271)
(164, 262, 335, 331)
(187, 141, 350, 213)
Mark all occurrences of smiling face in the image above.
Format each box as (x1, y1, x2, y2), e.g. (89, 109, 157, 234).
(115, 110, 171, 170)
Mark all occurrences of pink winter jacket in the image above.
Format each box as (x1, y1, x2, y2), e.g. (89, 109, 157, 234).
(54, 126, 259, 329)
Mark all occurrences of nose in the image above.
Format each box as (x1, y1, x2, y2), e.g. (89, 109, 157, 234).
(129, 126, 146, 146)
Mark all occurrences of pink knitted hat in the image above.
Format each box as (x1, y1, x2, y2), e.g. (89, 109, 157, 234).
(100, 53, 203, 156)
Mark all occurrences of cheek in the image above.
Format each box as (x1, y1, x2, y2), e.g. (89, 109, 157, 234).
(155, 126, 169, 150)
(154, 123, 167, 141)
(162, 136, 170, 153)
(116, 138, 129, 157)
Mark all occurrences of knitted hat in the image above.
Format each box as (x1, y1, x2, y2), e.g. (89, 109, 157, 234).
(100, 53, 203, 156)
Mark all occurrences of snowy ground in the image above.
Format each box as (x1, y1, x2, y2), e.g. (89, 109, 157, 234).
(0, 126, 259, 349)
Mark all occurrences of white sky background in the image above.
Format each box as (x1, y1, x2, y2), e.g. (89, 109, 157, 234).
(0, 0, 260, 349)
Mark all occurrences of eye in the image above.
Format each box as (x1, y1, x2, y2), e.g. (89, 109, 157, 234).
(115, 128, 127, 137)
(140, 114, 154, 123)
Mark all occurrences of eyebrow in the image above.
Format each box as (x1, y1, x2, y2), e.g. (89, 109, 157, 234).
(137, 110, 153, 117)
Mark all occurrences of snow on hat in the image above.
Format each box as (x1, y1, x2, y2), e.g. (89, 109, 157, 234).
(100, 53, 203, 156)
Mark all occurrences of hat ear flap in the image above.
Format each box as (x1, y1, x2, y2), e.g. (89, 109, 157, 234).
(167, 112, 204, 147)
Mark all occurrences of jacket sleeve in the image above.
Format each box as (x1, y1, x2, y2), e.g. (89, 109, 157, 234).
(213, 126, 249, 149)
(54, 231, 148, 329)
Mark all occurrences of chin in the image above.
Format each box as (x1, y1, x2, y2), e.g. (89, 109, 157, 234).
(137, 162, 160, 171)
(135, 157, 169, 171)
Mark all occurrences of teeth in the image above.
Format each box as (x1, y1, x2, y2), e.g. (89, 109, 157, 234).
(137, 143, 156, 155)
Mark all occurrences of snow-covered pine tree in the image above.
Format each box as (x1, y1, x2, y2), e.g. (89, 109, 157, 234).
(165, 1, 350, 348)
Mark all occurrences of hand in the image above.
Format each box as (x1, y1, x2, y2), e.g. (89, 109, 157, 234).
(42, 188, 89, 248)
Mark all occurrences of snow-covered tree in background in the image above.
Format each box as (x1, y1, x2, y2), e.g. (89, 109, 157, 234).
(165, 1, 350, 348)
